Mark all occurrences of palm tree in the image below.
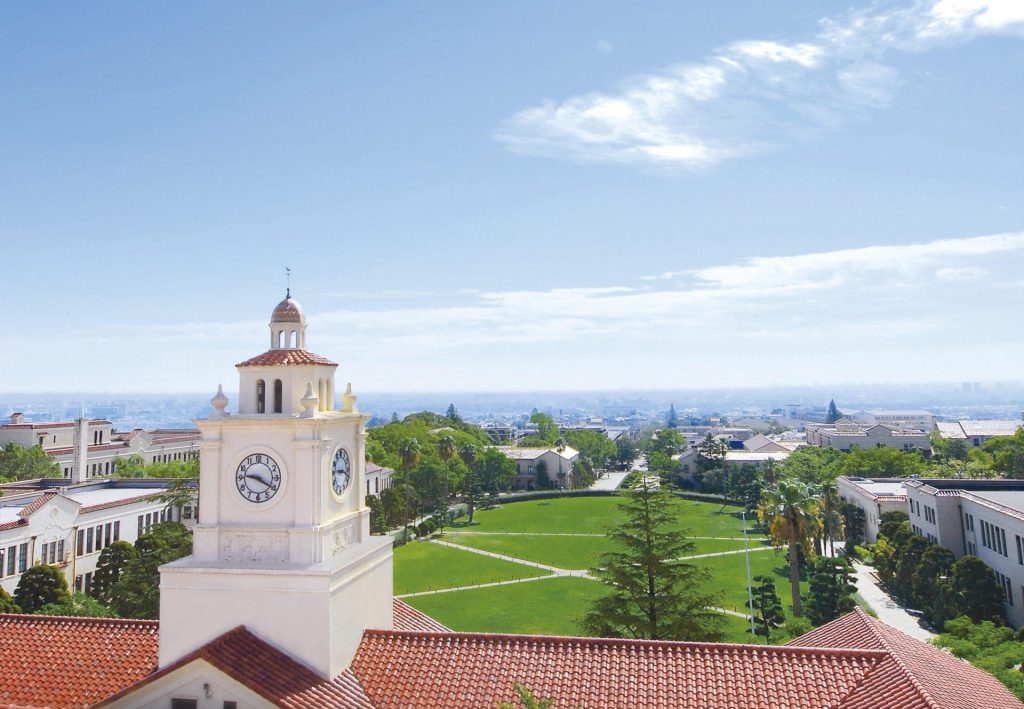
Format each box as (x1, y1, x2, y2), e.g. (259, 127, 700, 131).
(398, 437, 422, 539)
(458, 443, 479, 523)
(818, 480, 844, 557)
(758, 478, 819, 617)
(437, 435, 456, 535)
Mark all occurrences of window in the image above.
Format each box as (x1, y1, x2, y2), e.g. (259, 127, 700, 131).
(968, 541, 977, 555)
(75, 575, 82, 592)
(257, 379, 266, 414)
(224, 702, 238, 709)
(1017, 535, 1023, 566)
(138, 515, 144, 536)
(113, 521, 120, 541)
(57, 539, 64, 562)
(6, 546, 15, 575)
(996, 571, 1014, 606)
(0, 549, 4, 578)
(18, 543, 28, 573)
(86, 527, 94, 554)
(965, 513, 975, 532)
(171, 699, 198, 709)
(273, 379, 283, 414)
(105, 523, 112, 548)
(84, 572, 92, 595)
(77, 529, 84, 556)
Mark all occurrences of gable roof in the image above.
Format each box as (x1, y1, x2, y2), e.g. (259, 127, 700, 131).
(789, 608, 1023, 709)
(96, 625, 376, 709)
(349, 630, 887, 709)
(0, 614, 159, 709)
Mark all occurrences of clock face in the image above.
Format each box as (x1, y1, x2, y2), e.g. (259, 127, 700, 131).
(235, 453, 282, 503)
(332, 448, 351, 495)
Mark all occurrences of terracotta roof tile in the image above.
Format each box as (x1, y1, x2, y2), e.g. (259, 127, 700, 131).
(97, 626, 374, 709)
(237, 348, 338, 368)
(350, 630, 887, 709)
(0, 614, 159, 709)
(15, 490, 60, 519)
(391, 599, 450, 632)
(790, 608, 1023, 709)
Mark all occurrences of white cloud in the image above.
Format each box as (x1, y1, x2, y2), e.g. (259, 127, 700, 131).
(597, 39, 614, 54)
(6, 232, 1024, 392)
(496, 0, 1024, 168)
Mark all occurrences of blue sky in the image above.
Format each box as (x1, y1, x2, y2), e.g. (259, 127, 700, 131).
(2, 1, 1023, 393)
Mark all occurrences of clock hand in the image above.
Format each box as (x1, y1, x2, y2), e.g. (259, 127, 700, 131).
(245, 471, 271, 489)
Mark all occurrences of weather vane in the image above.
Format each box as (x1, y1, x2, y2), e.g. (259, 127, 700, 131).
(286, 266, 292, 297)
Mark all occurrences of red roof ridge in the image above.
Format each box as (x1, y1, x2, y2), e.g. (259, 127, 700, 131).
(0, 612, 160, 629)
(360, 627, 890, 658)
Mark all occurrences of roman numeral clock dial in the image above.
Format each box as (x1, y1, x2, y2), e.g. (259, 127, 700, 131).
(235, 453, 282, 503)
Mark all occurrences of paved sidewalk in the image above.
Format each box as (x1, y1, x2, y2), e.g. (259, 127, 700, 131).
(428, 538, 593, 577)
(589, 470, 631, 491)
(851, 561, 935, 642)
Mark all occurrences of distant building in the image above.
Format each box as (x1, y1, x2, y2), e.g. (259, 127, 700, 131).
(497, 446, 579, 489)
(936, 419, 1024, 448)
(675, 449, 790, 480)
(0, 413, 200, 481)
(851, 410, 937, 432)
(805, 419, 932, 454)
(837, 476, 909, 543)
(365, 462, 394, 497)
(0, 478, 186, 597)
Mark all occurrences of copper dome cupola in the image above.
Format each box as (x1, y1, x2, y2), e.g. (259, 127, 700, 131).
(269, 290, 308, 349)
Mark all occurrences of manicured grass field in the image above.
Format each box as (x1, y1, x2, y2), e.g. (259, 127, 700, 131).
(395, 495, 816, 643)
(404, 576, 604, 636)
(393, 541, 547, 595)
(453, 495, 760, 538)
(692, 548, 809, 618)
(445, 533, 756, 570)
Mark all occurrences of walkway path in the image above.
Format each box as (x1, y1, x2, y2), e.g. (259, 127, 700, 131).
(851, 560, 935, 642)
(589, 470, 631, 491)
(407, 536, 770, 622)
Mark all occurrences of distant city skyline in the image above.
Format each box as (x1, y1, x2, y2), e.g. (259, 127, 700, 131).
(2, 2, 1023, 393)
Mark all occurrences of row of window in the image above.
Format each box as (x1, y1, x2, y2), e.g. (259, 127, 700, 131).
(0, 543, 29, 578)
(138, 509, 167, 537)
(995, 570, 1014, 607)
(981, 519, 1009, 557)
(61, 450, 197, 478)
(78, 521, 121, 557)
(366, 476, 393, 496)
(256, 379, 285, 414)
(40, 539, 65, 565)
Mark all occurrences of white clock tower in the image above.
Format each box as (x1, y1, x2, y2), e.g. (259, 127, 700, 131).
(158, 292, 393, 677)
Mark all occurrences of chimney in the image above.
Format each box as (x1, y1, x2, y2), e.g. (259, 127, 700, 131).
(72, 414, 88, 484)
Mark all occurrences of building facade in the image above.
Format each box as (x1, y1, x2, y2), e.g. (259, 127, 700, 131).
(497, 446, 579, 489)
(805, 419, 932, 454)
(836, 476, 910, 543)
(0, 478, 182, 596)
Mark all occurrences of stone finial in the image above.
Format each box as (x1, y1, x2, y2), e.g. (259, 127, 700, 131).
(300, 382, 319, 418)
(341, 382, 358, 413)
(211, 384, 230, 418)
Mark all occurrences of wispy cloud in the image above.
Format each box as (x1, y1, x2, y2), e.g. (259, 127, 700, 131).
(7, 232, 1024, 391)
(495, 0, 1024, 168)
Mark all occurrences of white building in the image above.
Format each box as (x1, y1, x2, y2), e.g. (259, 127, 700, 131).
(851, 410, 937, 432)
(836, 476, 910, 543)
(0, 478, 182, 596)
(365, 462, 394, 497)
(0, 414, 200, 480)
(936, 419, 1024, 448)
(905, 478, 1024, 628)
(674, 449, 790, 481)
(805, 419, 932, 454)
(497, 446, 579, 489)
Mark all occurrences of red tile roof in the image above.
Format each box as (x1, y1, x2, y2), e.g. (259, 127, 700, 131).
(237, 348, 338, 367)
(350, 630, 887, 709)
(15, 490, 61, 519)
(392, 599, 450, 632)
(0, 614, 159, 709)
(97, 626, 375, 709)
(790, 608, 1023, 709)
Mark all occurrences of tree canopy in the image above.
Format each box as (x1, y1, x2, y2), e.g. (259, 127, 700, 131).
(583, 478, 724, 641)
(0, 443, 60, 482)
(14, 564, 71, 613)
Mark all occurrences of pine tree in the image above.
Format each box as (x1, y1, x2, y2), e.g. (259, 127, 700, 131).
(90, 540, 139, 605)
(750, 575, 785, 642)
(947, 556, 1007, 624)
(806, 556, 857, 625)
(825, 399, 843, 424)
(14, 564, 72, 614)
(582, 478, 725, 641)
(445, 403, 461, 422)
(666, 404, 678, 429)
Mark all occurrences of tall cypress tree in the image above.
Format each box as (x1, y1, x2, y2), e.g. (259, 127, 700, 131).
(826, 399, 843, 424)
(582, 478, 724, 641)
(666, 404, 678, 429)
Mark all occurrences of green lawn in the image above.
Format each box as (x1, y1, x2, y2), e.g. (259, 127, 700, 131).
(453, 495, 760, 538)
(403, 576, 605, 636)
(445, 533, 757, 570)
(393, 541, 547, 595)
(692, 548, 808, 619)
